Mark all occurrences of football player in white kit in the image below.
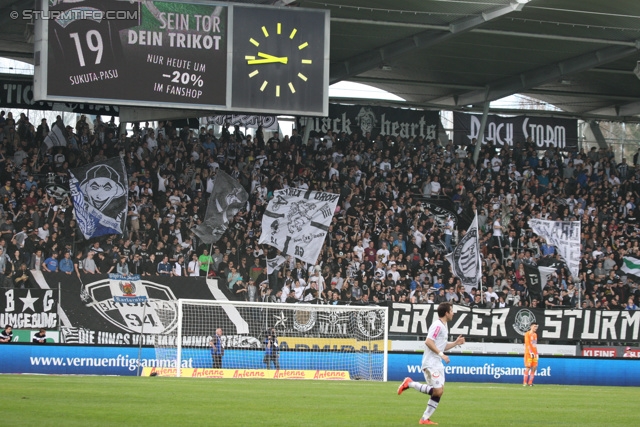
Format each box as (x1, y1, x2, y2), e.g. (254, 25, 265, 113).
(398, 302, 465, 425)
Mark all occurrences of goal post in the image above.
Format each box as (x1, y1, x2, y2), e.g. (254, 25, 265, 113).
(155, 299, 388, 381)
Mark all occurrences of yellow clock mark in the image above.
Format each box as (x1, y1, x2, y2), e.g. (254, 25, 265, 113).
(289, 28, 297, 39)
(249, 70, 259, 78)
(250, 38, 259, 47)
(277, 23, 282, 35)
(301, 59, 312, 64)
(262, 26, 269, 37)
(298, 73, 307, 81)
(288, 82, 295, 93)
(245, 55, 255, 60)
(276, 85, 281, 97)
(298, 42, 308, 50)
(260, 81, 268, 91)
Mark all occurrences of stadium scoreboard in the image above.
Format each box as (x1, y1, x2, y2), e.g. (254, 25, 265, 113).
(33, 0, 329, 116)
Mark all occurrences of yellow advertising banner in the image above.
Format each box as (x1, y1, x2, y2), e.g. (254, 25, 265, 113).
(142, 367, 351, 380)
(277, 336, 388, 351)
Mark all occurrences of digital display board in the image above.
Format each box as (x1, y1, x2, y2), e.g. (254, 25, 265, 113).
(33, 1, 329, 116)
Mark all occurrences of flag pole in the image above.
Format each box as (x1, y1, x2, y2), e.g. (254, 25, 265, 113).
(476, 210, 483, 305)
(209, 242, 214, 277)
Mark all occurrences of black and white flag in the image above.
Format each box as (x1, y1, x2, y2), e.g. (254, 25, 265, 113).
(445, 213, 481, 293)
(43, 118, 69, 150)
(69, 157, 128, 240)
(523, 263, 558, 303)
(266, 254, 287, 275)
(528, 219, 580, 280)
(259, 188, 339, 266)
(192, 170, 248, 245)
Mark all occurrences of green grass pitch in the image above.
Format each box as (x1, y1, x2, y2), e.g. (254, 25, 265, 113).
(1, 375, 639, 426)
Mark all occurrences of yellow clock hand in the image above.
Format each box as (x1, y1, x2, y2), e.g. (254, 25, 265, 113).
(247, 52, 288, 64)
(257, 52, 278, 60)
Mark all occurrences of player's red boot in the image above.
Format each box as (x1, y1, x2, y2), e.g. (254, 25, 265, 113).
(419, 419, 438, 425)
(397, 377, 412, 395)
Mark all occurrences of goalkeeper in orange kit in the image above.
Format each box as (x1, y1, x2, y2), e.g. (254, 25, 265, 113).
(523, 322, 538, 386)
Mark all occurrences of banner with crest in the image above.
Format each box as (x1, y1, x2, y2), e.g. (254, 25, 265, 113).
(259, 188, 339, 266)
(445, 214, 481, 293)
(27, 271, 385, 346)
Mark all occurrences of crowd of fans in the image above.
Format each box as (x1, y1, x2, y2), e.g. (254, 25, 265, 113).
(0, 108, 639, 312)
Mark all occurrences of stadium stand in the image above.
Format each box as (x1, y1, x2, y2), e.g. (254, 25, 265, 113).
(0, 112, 639, 312)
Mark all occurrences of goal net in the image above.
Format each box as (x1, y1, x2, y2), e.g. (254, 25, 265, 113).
(153, 299, 388, 381)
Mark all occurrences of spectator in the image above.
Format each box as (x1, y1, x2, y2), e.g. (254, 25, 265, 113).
(29, 249, 44, 271)
(59, 252, 74, 275)
(97, 252, 115, 274)
(157, 255, 172, 276)
(173, 255, 186, 277)
(233, 279, 247, 301)
(42, 252, 59, 273)
(0, 325, 12, 343)
(12, 263, 29, 288)
(187, 253, 200, 277)
(32, 328, 47, 344)
(199, 249, 213, 276)
(116, 257, 130, 276)
(83, 252, 99, 274)
(227, 266, 241, 290)
(0, 247, 8, 278)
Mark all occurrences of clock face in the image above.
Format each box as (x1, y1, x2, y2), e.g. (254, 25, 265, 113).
(231, 6, 328, 115)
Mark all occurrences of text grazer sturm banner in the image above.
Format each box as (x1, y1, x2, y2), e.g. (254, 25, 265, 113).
(259, 188, 340, 266)
(0, 288, 58, 329)
(388, 303, 640, 342)
(528, 219, 581, 280)
(453, 111, 578, 150)
(69, 156, 128, 239)
(300, 104, 441, 140)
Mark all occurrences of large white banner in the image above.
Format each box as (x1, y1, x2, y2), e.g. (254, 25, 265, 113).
(528, 219, 580, 280)
(259, 188, 339, 266)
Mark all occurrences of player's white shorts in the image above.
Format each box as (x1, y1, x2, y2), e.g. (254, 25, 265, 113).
(422, 367, 445, 389)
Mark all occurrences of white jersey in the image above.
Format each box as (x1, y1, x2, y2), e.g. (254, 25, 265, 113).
(421, 319, 449, 370)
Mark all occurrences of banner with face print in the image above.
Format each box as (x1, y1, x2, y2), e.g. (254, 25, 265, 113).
(70, 156, 128, 239)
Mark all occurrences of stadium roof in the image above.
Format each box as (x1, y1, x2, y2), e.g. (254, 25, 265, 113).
(2, 0, 640, 121)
